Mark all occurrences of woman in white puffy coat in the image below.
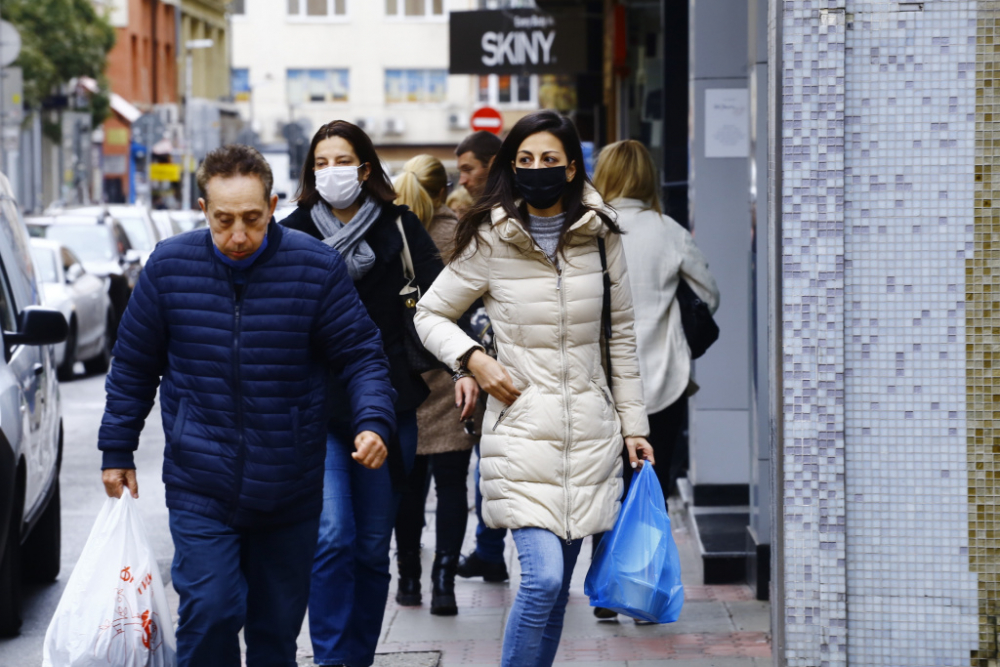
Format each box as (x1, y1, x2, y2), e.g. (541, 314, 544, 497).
(413, 111, 654, 667)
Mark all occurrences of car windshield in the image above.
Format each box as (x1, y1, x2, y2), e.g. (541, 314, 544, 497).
(30, 247, 59, 284)
(116, 216, 153, 252)
(43, 225, 114, 263)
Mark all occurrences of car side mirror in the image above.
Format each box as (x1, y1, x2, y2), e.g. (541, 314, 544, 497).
(123, 249, 141, 265)
(65, 263, 84, 284)
(4, 307, 68, 351)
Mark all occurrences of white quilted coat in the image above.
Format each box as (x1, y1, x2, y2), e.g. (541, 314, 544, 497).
(413, 195, 650, 540)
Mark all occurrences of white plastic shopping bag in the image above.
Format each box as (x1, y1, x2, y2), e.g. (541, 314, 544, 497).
(43, 491, 176, 667)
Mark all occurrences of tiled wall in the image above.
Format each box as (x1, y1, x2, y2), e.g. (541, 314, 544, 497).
(777, 0, 998, 664)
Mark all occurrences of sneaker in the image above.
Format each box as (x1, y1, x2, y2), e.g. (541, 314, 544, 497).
(456, 551, 509, 582)
(593, 606, 618, 621)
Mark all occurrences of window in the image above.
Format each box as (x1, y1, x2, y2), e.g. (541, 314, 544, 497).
(232, 68, 251, 102)
(385, 69, 447, 104)
(287, 69, 349, 104)
(230, 0, 245, 14)
(385, 0, 444, 18)
(287, 0, 346, 17)
(477, 74, 537, 108)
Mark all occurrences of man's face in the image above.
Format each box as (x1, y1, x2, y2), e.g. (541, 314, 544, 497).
(199, 174, 278, 261)
(457, 151, 493, 200)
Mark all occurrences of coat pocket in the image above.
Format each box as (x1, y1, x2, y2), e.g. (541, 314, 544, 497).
(491, 384, 534, 432)
(171, 398, 189, 466)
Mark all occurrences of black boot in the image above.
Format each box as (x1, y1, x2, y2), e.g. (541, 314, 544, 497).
(457, 551, 509, 582)
(430, 551, 459, 616)
(395, 549, 422, 606)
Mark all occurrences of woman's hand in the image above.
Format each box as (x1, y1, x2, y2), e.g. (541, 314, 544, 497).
(454, 376, 480, 420)
(466, 350, 521, 405)
(624, 436, 655, 470)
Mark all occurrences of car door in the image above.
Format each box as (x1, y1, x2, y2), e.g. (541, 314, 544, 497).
(63, 247, 104, 349)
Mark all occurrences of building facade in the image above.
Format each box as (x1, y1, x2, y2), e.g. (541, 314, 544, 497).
(229, 0, 483, 152)
(99, 0, 179, 202)
(178, 0, 230, 102)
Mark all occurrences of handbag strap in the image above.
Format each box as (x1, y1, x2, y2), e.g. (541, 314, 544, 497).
(396, 216, 418, 289)
(598, 237, 613, 386)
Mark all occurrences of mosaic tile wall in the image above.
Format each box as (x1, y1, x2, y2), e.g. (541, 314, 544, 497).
(778, 0, 999, 665)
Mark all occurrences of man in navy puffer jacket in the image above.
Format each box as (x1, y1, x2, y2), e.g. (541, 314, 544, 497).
(98, 145, 397, 667)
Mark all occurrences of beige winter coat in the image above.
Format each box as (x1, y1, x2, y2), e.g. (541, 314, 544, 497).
(414, 194, 650, 540)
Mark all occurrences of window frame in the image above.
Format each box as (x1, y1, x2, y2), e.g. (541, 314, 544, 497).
(384, 68, 449, 106)
(286, 0, 350, 23)
(286, 68, 351, 105)
(477, 73, 539, 110)
(384, 0, 447, 22)
(229, 0, 247, 18)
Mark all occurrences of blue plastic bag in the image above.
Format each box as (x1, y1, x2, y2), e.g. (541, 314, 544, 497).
(584, 464, 684, 623)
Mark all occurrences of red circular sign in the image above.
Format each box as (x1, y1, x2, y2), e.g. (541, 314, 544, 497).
(470, 107, 503, 135)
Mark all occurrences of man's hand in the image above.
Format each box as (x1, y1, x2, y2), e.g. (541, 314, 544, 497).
(455, 376, 480, 420)
(103, 468, 139, 498)
(624, 437, 655, 470)
(466, 350, 521, 405)
(353, 431, 388, 469)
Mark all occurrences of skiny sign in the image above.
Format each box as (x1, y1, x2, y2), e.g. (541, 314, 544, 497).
(450, 9, 587, 76)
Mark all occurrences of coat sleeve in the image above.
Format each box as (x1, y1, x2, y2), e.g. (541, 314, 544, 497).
(414, 241, 490, 371)
(315, 249, 398, 445)
(604, 231, 650, 438)
(98, 257, 168, 470)
(679, 229, 720, 314)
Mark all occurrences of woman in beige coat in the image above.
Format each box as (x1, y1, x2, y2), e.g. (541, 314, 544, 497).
(393, 155, 484, 616)
(413, 111, 654, 667)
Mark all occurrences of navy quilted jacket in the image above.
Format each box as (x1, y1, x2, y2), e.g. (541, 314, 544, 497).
(98, 223, 397, 527)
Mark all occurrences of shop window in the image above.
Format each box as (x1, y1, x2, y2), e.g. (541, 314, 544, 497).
(477, 74, 537, 109)
(287, 0, 347, 18)
(287, 69, 350, 103)
(385, 0, 444, 18)
(385, 69, 447, 104)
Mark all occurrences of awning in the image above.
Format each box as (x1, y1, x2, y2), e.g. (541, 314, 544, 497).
(77, 76, 142, 124)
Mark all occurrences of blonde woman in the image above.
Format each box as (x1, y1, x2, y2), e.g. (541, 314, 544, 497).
(393, 154, 483, 615)
(593, 139, 719, 506)
(446, 185, 474, 220)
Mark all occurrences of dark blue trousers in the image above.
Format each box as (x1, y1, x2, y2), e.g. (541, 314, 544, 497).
(308, 409, 418, 667)
(168, 510, 319, 667)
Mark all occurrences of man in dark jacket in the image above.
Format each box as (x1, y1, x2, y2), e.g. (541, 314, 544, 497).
(98, 144, 397, 667)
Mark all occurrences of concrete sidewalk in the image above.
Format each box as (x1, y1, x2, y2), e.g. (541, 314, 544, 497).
(288, 481, 773, 667)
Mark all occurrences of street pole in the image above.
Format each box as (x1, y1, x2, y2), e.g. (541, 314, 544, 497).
(182, 49, 192, 210)
(182, 39, 213, 210)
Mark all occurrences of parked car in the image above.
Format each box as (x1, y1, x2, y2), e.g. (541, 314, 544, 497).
(30, 239, 113, 381)
(26, 215, 140, 343)
(46, 204, 161, 266)
(0, 174, 69, 636)
(151, 209, 205, 237)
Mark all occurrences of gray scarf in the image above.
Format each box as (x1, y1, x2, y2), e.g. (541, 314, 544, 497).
(311, 195, 381, 281)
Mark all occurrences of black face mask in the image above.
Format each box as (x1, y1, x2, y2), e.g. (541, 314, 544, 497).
(515, 166, 568, 210)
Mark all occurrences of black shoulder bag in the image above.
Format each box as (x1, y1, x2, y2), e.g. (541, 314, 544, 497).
(397, 217, 444, 374)
(675, 277, 719, 359)
(598, 237, 613, 384)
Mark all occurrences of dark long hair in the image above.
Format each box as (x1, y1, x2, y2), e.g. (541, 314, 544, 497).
(451, 110, 620, 262)
(294, 120, 396, 208)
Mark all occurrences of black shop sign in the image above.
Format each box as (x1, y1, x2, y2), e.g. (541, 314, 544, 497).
(449, 9, 587, 76)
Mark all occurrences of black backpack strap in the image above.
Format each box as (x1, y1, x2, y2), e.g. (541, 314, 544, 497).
(598, 237, 613, 386)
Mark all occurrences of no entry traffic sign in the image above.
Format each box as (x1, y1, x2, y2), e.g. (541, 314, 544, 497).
(470, 107, 503, 135)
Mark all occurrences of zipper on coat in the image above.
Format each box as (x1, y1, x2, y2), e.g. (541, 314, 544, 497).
(556, 264, 573, 541)
(228, 273, 249, 523)
(493, 405, 511, 431)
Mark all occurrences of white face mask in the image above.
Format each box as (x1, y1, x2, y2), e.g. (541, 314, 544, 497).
(315, 165, 364, 209)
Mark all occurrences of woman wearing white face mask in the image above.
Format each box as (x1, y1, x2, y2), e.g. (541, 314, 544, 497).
(282, 121, 480, 667)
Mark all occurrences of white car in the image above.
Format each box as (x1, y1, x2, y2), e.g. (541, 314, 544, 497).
(29, 239, 113, 381)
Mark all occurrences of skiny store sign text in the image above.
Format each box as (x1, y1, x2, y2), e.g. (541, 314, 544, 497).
(449, 9, 587, 76)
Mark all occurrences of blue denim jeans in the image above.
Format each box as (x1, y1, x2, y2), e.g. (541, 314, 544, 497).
(309, 410, 417, 667)
(169, 510, 319, 667)
(472, 442, 508, 563)
(501, 528, 584, 667)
